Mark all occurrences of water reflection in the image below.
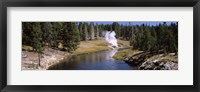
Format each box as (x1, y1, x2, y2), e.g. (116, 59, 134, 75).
(49, 49, 136, 70)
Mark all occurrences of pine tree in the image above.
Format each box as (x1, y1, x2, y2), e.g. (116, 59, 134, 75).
(22, 22, 33, 46)
(64, 22, 80, 52)
(41, 22, 53, 47)
(31, 22, 43, 66)
(95, 24, 99, 39)
(130, 25, 135, 49)
(51, 22, 63, 48)
(137, 26, 142, 49)
(112, 22, 120, 38)
(89, 22, 95, 40)
(82, 22, 89, 41)
(99, 25, 103, 37)
(79, 22, 84, 41)
(150, 27, 157, 52)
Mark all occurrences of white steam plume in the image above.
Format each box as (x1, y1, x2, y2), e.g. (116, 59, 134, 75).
(104, 31, 118, 47)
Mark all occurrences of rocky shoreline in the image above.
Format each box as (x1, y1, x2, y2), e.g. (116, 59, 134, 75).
(123, 52, 178, 70)
(22, 48, 71, 70)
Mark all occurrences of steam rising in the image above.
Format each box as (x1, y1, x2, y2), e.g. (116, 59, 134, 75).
(104, 31, 118, 47)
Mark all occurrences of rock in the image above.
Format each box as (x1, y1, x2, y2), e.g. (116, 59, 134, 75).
(154, 62, 159, 66)
(122, 52, 178, 70)
(138, 60, 178, 70)
(24, 61, 33, 64)
(125, 52, 152, 66)
(169, 53, 175, 56)
(58, 43, 64, 49)
(159, 62, 164, 66)
(142, 62, 155, 70)
(22, 53, 27, 58)
(163, 61, 178, 70)
(123, 57, 129, 62)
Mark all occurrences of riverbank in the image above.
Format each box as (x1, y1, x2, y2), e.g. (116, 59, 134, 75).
(113, 49, 178, 70)
(73, 39, 130, 55)
(73, 38, 111, 55)
(22, 39, 130, 70)
(22, 48, 70, 70)
(113, 49, 142, 60)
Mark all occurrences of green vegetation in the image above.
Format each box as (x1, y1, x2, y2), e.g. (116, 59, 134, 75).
(63, 22, 80, 52)
(129, 23, 178, 54)
(23, 22, 44, 66)
(113, 49, 142, 60)
(22, 22, 81, 66)
(161, 55, 178, 63)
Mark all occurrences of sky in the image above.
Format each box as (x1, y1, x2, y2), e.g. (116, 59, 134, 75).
(92, 22, 177, 26)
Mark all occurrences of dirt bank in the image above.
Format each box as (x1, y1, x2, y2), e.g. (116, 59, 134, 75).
(22, 48, 70, 70)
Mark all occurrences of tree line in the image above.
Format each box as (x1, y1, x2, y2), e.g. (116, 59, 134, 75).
(129, 22, 178, 54)
(22, 22, 178, 55)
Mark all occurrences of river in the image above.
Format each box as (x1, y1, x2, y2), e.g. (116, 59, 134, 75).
(48, 48, 136, 70)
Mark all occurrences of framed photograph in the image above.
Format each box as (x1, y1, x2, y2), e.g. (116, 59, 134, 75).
(0, 0, 199, 92)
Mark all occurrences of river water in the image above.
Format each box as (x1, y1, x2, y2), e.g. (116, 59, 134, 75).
(48, 49, 136, 70)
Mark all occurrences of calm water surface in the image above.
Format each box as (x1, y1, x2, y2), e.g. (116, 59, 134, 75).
(49, 49, 136, 70)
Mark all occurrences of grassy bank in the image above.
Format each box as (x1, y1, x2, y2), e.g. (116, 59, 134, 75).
(113, 48, 178, 62)
(73, 39, 111, 55)
(112, 49, 142, 60)
(73, 39, 132, 55)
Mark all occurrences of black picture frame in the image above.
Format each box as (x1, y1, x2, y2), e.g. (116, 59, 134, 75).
(0, 0, 199, 92)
